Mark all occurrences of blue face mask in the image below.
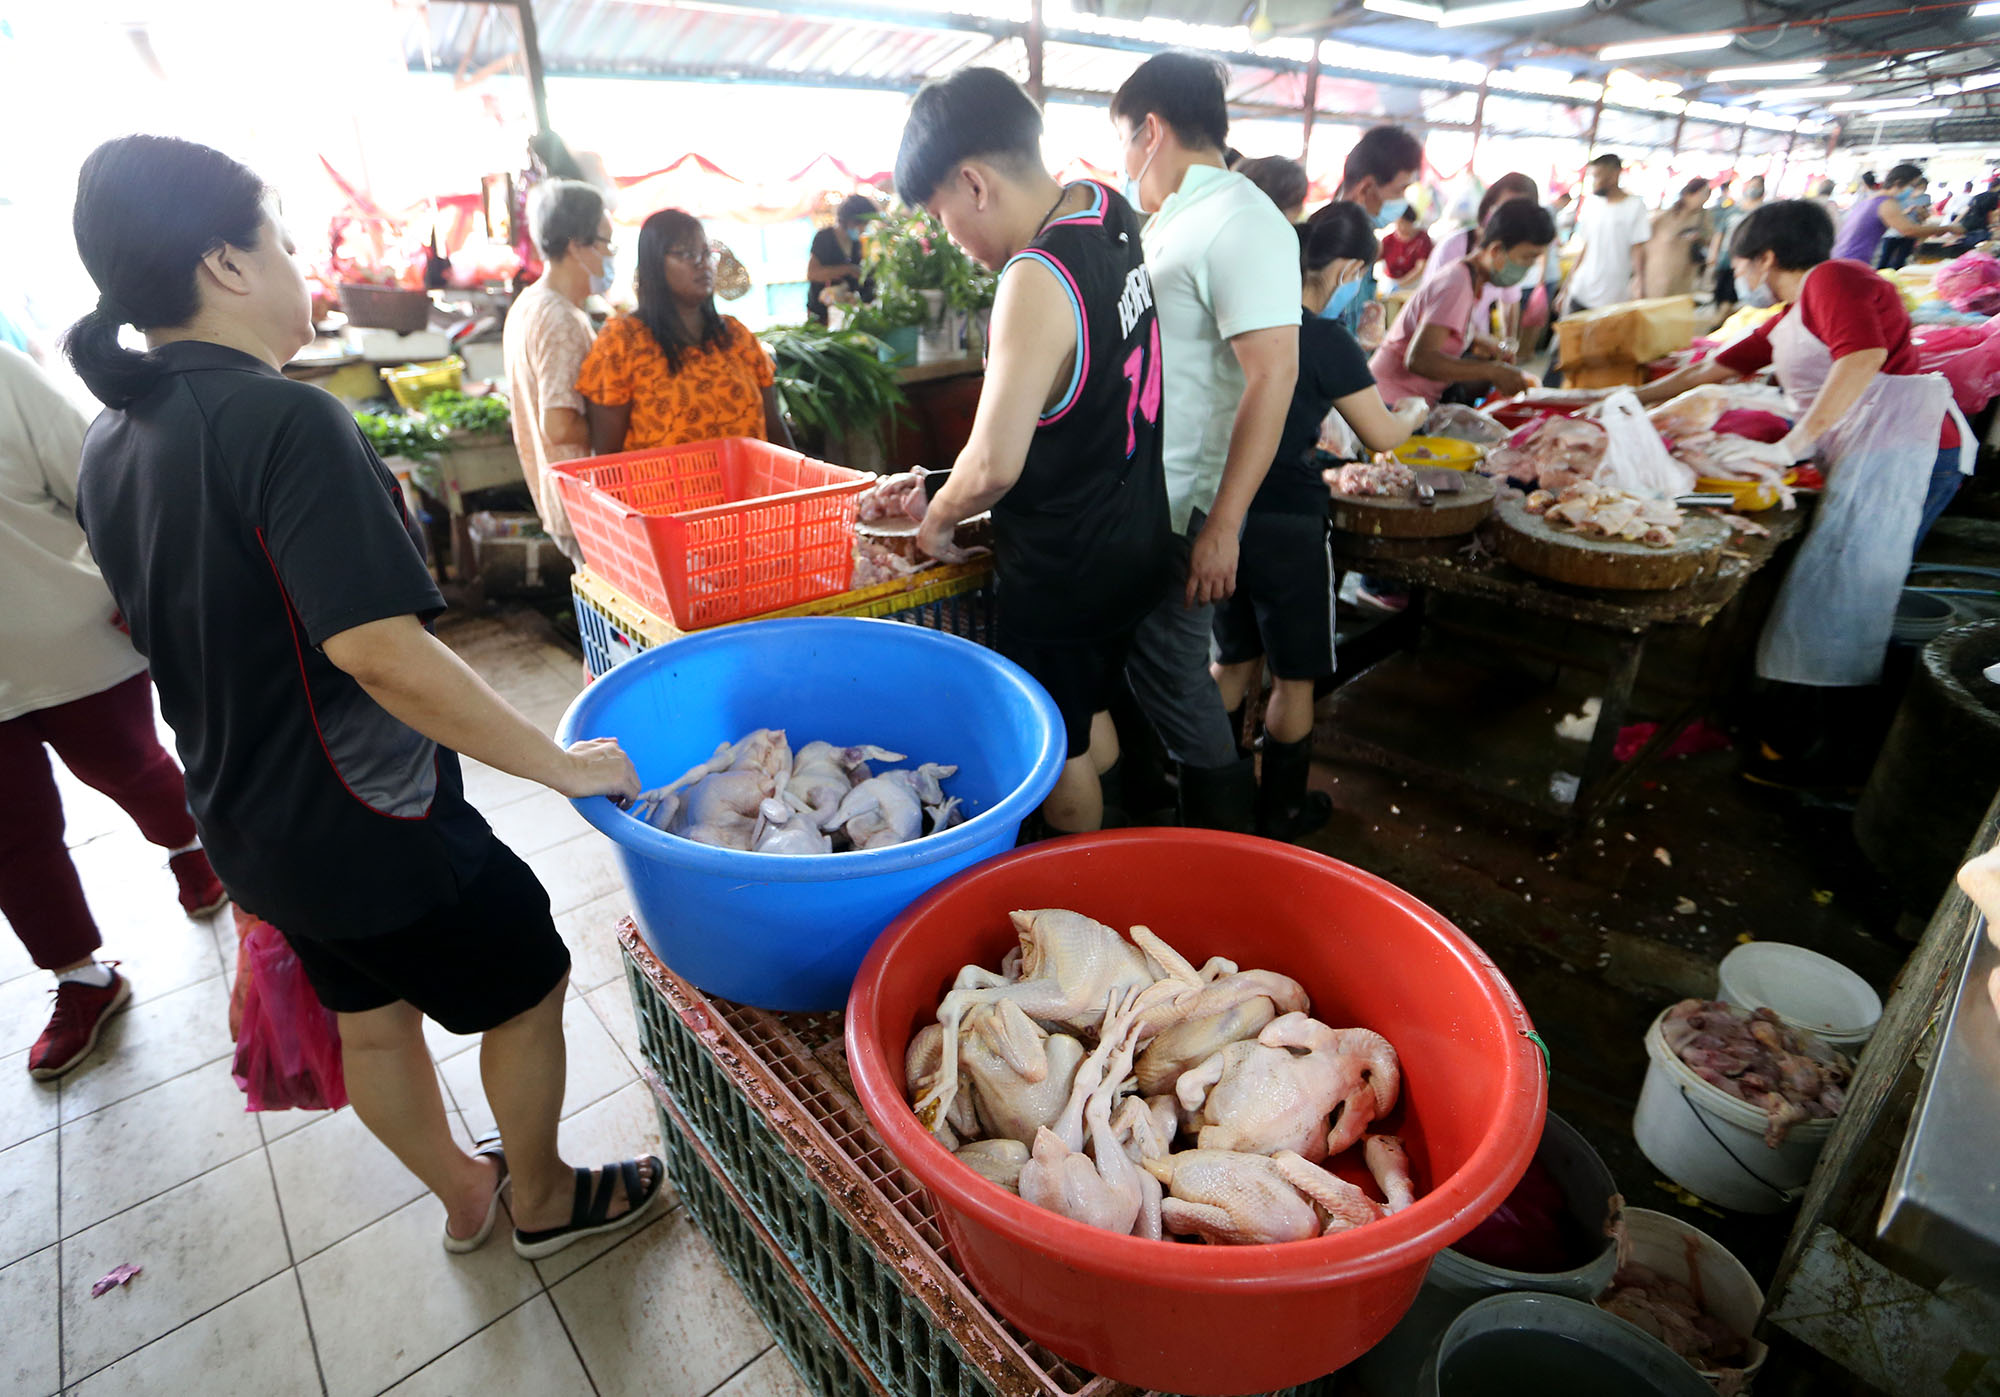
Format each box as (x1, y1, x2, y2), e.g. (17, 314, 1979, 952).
(1742, 276, 1775, 309)
(1373, 197, 1410, 229)
(1318, 278, 1364, 321)
(589, 253, 615, 297)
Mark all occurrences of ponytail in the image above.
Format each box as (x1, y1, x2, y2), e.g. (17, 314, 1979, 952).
(61, 135, 268, 410)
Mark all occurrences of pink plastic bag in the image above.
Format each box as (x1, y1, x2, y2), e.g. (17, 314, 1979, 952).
(1934, 253, 2000, 315)
(230, 920, 347, 1112)
(1912, 319, 2000, 417)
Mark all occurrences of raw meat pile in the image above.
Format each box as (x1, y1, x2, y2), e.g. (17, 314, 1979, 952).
(856, 471, 928, 523)
(1329, 458, 1415, 497)
(1524, 481, 1683, 547)
(1599, 1263, 1751, 1370)
(1648, 387, 1795, 506)
(907, 911, 1415, 1244)
(1661, 999, 1851, 1147)
(853, 536, 927, 587)
(1483, 416, 1607, 492)
(629, 729, 961, 854)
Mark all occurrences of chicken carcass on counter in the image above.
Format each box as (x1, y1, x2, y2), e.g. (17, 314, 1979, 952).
(629, 728, 963, 854)
(1661, 999, 1851, 1147)
(906, 911, 1417, 1244)
(1524, 481, 1684, 547)
(1327, 458, 1415, 497)
(1483, 415, 1607, 493)
(1598, 1262, 1751, 1370)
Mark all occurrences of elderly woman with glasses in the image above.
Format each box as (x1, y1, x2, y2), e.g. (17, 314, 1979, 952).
(577, 208, 793, 454)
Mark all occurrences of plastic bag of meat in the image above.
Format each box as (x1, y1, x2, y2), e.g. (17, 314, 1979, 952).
(1647, 385, 1733, 440)
(1417, 402, 1511, 446)
(1483, 416, 1606, 492)
(1933, 252, 2000, 315)
(1595, 390, 1695, 499)
(1912, 319, 2000, 417)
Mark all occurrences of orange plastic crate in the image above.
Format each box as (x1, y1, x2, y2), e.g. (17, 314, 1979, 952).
(551, 438, 870, 629)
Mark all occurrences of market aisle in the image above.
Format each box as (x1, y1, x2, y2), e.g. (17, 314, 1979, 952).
(0, 611, 811, 1397)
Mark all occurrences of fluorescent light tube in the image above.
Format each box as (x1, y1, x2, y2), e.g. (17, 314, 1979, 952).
(1596, 33, 1733, 60)
(1750, 85, 1853, 100)
(1361, 0, 1445, 19)
(1707, 61, 1824, 81)
(1975, 2, 2000, 16)
(1827, 96, 1927, 111)
(1435, 0, 1590, 27)
(1874, 106, 1953, 117)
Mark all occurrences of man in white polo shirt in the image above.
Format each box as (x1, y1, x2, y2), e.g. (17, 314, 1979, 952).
(1110, 51, 1301, 831)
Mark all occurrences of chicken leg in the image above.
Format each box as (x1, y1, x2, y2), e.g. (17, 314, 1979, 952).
(1270, 1150, 1384, 1233)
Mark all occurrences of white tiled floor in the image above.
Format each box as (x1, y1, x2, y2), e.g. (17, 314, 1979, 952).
(0, 613, 813, 1397)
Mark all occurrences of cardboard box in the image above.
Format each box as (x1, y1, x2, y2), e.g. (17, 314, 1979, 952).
(1564, 358, 1646, 389)
(1556, 296, 1697, 366)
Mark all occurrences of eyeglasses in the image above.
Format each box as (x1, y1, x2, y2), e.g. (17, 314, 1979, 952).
(666, 246, 717, 265)
(582, 235, 618, 254)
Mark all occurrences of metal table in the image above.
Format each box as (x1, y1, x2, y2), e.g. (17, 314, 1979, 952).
(1324, 508, 1807, 837)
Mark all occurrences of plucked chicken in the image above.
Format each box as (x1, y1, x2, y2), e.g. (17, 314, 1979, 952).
(1328, 458, 1415, 497)
(1484, 416, 1606, 492)
(1524, 481, 1683, 547)
(1661, 999, 1849, 1147)
(1598, 1262, 1750, 1368)
(907, 912, 1417, 1245)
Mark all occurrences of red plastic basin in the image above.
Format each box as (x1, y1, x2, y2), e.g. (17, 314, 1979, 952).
(845, 830, 1546, 1395)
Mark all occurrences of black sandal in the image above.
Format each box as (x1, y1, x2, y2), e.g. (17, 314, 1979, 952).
(512, 1156, 667, 1260)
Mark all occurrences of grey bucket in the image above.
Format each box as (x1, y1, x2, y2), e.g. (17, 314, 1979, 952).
(1350, 1111, 1621, 1393)
(1422, 1293, 1716, 1396)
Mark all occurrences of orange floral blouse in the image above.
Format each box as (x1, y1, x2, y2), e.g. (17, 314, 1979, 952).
(575, 313, 774, 449)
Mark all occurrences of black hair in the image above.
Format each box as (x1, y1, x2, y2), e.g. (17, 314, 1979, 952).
(1238, 155, 1309, 215)
(1342, 125, 1425, 192)
(62, 135, 269, 411)
(897, 66, 1045, 205)
(1861, 170, 1880, 189)
(528, 179, 606, 261)
(1478, 200, 1556, 250)
(1886, 162, 1924, 188)
(1110, 51, 1230, 153)
(1299, 200, 1379, 271)
(838, 193, 879, 222)
(1730, 199, 1834, 270)
(1476, 172, 1539, 226)
(633, 209, 726, 373)
(1816, 177, 1837, 196)
(1588, 152, 1622, 171)
(1680, 177, 1711, 201)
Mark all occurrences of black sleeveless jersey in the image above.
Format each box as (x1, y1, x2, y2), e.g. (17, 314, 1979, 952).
(991, 182, 1172, 643)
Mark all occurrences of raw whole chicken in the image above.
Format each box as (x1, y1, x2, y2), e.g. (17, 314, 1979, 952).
(1669, 432, 1796, 507)
(631, 729, 794, 839)
(907, 1023, 981, 1149)
(1019, 987, 1157, 1236)
(1144, 1149, 1322, 1245)
(1524, 481, 1683, 547)
(1661, 999, 1850, 1147)
(1484, 415, 1606, 492)
(1176, 1012, 1400, 1162)
(751, 797, 833, 856)
(1328, 458, 1415, 498)
(830, 763, 960, 850)
(959, 1001, 1089, 1147)
(1133, 969, 1311, 1097)
(954, 1139, 1030, 1192)
(785, 741, 904, 828)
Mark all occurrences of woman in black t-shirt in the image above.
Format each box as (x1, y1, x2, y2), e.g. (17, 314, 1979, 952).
(1211, 201, 1427, 839)
(65, 135, 664, 1263)
(805, 193, 879, 323)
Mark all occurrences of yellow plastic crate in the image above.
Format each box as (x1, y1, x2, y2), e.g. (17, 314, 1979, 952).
(380, 356, 465, 410)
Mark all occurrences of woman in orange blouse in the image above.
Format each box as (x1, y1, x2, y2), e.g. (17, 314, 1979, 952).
(578, 208, 794, 454)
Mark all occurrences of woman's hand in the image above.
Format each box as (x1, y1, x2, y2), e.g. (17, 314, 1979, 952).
(1486, 364, 1531, 397)
(556, 738, 641, 803)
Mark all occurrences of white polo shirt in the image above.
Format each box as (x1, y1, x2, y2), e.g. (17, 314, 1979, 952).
(1141, 164, 1304, 531)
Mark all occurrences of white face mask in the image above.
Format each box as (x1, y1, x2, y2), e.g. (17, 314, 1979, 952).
(1122, 122, 1160, 215)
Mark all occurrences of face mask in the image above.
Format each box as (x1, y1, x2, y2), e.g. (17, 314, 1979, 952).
(1742, 279, 1776, 309)
(1488, 258, 1531, 288)
(589, 252, 615, 297)
(1318, 277, 1364, 320)
(1123, 124, 1160, 215)
(1373, 197, 1410, 229)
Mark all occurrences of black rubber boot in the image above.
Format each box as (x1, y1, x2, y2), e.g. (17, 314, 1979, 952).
(1223, 702, 1251, 760)
(1179, 757, 1259, 834)
(1108, 683, 1179, 825)
(1097, 760, 1130, 829)
(1256, 735, 1334, 842)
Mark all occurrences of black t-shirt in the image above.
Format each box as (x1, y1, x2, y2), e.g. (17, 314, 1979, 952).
(75, 342, 494, 942)
(1251, 311, 1378, 516)
(992, 182, 1172, 643)
(1964, 190, 2000, 240)
(808, 227, 865, 323)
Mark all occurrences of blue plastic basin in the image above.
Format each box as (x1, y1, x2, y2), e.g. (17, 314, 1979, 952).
(557, 617, 1065, 1010)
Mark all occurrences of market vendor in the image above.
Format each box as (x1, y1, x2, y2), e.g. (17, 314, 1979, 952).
(1370, 199, 1554, 408)
(1633, 199, 1971, 785)
(896, 67, 1171, 836)
(67, 135, 663, 1257)
(1830, 163, 1959, 271)
(1328, 125, 1427, 349)
(577, 208, 794, 454)
(1212, 200, 1425, 840)
(805, 194, 878, 324)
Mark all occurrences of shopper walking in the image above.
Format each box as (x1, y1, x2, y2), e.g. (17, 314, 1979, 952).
(1708, 176, 1762, 310)
(1111, 51, 1300, 831)
(1642, 179, 1713, 300)
(0, 344, 227, 1080)
(1564, 153, 1651, 314)
(501, 178, 608, 561)
(1328, 125, 1427, 348)
(1831, 163, 1958, 270)
(67, 135, 661, 1258)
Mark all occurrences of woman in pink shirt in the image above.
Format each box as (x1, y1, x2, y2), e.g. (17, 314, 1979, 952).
(1370, 200, 1555, 405)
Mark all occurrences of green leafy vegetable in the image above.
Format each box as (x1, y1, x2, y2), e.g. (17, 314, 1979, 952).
(758, 324, 908, 452)
(419, 389, 511, 434)
(354, 410, 445, 463)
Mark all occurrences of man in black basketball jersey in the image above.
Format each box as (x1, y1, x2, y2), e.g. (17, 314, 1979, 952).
(897, 67, 1172, 835)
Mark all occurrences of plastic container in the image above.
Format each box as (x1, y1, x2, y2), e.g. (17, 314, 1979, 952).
(1694, 471, 1795, 513)
(550, 438, 871, 629)
(1601, 1208, 1768, 1391)
(379, 355, 464, 410)
(1422, 1293, 1715, 1396)
(1634, 1008, 1837, 1213)
(1394, 435, 1484, 470)
(337, 282, 431, 333)
(845, 830, 1549, 1395)
(1717, 942, 1882, 1053)
(558, 618, 1064, 1011)
(1352, 1111, 1622, 1390)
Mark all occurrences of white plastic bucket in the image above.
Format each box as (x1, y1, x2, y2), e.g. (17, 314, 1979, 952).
(1633, 1010, 1837, 1213)
(1717, 942, 1881, 1053)
(1604, 1208, 1769, 1393)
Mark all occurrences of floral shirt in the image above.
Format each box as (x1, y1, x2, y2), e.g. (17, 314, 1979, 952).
(575, 313, 774, 449)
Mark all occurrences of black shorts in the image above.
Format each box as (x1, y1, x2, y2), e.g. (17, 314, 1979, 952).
(1212, 511, 1336, 681)
(280, 839, 571, 1034)
(998, 625, 1138, 760)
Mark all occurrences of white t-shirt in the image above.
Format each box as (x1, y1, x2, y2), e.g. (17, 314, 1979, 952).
(0, 345, 147, 721)
(1141, 165, 1304, 531)
(1570, 192, 1653, 310)
(501, 278, 595, 545)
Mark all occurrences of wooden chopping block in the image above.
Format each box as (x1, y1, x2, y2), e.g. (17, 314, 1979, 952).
(1330, 471, 1496, 539)
(1492, 496, 1728, 591)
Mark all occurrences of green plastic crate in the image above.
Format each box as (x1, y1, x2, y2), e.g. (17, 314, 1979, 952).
(621, 925, 1339, 1397)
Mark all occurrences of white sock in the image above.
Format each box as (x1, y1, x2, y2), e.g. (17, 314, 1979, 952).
(58, 960, 115, 989)
(169, 840, 201, 857)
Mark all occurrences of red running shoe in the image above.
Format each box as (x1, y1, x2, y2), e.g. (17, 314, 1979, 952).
(29, 967, 131, 1080)
(170, 849, 229, 918)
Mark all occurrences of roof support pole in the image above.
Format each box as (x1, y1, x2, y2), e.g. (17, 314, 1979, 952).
(1469, 71, 1490, 166)
(1301, 40, 1322, 164)
(508, 0, 553, 137)
(1585, 88, 1605, 153)
(1027, 0, 1045, 104)
(1774, 128, 1798, 193)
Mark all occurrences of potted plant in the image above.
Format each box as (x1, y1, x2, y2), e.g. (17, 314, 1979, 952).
(869, 210, 988, 364)
(758, 323, 910, 464)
